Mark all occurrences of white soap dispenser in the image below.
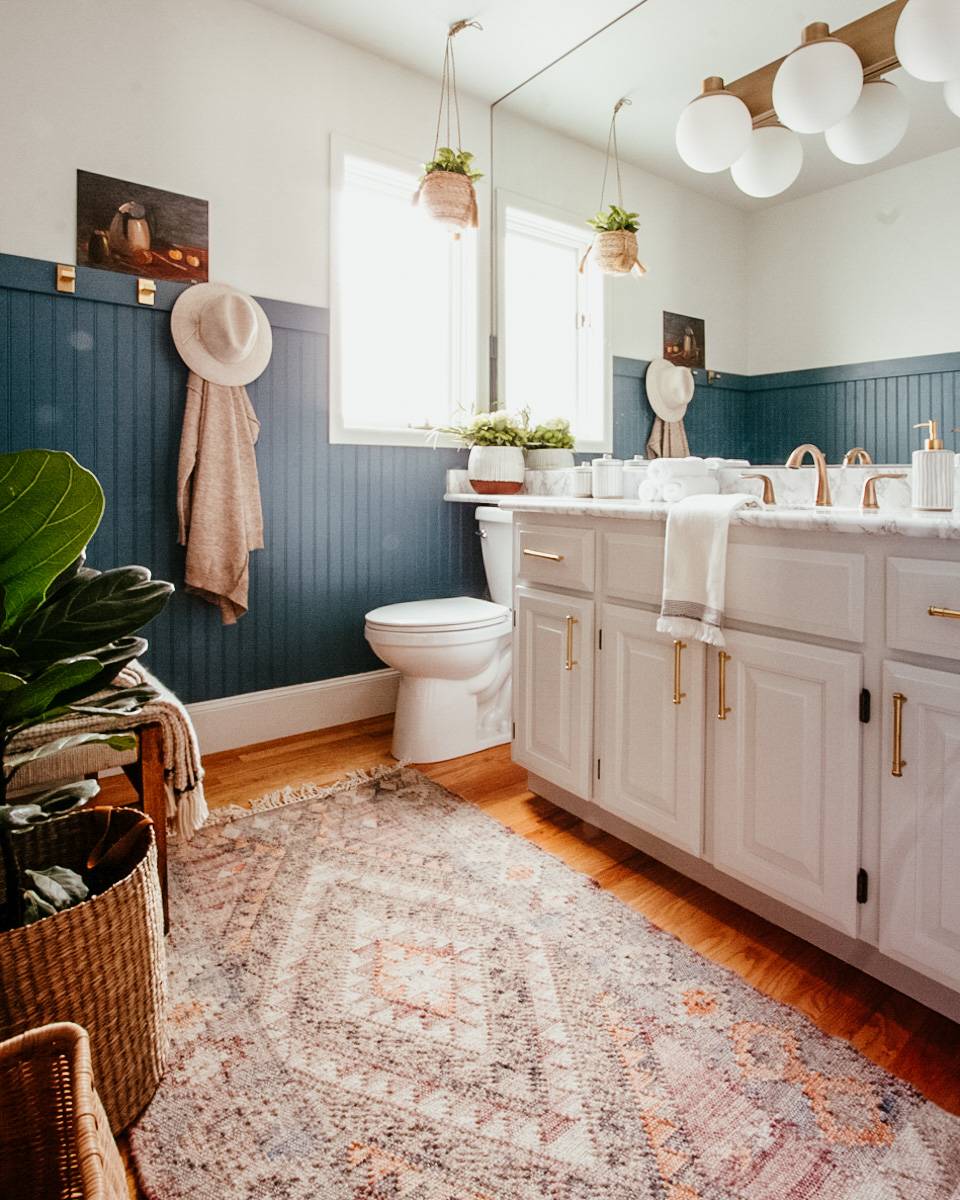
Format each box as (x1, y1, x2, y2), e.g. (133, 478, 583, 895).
(911, 420, 954, 512)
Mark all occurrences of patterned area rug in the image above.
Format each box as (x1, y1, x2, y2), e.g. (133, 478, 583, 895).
(130, 766, 960, 1199)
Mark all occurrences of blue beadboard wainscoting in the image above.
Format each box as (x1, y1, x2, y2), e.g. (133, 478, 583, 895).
(0, 254, 485, 703)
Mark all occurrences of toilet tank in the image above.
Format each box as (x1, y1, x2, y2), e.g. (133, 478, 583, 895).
(475, 506, 514, 608)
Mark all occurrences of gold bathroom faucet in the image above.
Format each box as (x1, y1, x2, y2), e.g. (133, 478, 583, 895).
(785, 444, 831, 507)
(842, 447, 874, 466)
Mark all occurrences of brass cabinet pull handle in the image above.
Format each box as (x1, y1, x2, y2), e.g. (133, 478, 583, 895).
(717, 650, 732, 720)
(891, 692, 907, 777)
(929, 606, 960, 620)
(672, 640, 687, 705)
(523, 548, 565, 562)
(564, 615, 577, 671)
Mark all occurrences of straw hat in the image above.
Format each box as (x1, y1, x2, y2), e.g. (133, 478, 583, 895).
(171, 283, 272, 386)
(645, 357, 695, 422)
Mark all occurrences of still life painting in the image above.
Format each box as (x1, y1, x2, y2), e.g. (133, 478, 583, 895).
(663, 310, 705, 369)
(76, 169, 209, 282)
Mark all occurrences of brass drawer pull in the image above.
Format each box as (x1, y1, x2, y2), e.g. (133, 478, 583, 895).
(672, 640, 687, 705)
(564, 615, 577, 671)
(522, 548, 565, 562)
(928, 606, 960, 620)
(717, 650, 731, 720)
(891, 692, 907, 777)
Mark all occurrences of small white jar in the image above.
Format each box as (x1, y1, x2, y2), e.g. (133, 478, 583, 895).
(621, 455, 649, 498)
(572, 465, 593, 497)
(591, 454, 624, 499)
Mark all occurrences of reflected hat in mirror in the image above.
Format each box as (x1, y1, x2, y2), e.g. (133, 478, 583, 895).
(171, 282, 273, 386)
(645, 357, 695, 422)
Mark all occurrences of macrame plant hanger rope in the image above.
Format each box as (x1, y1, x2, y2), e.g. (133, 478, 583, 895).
(580, 97, 646, 277)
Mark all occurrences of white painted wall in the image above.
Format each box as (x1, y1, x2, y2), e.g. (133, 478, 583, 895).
(745, 147, 960, 375)
(492, 110, 750, 374)
(0, 0, 490, 321)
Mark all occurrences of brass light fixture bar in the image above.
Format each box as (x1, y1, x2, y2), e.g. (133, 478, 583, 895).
(726, 0, 909, 127)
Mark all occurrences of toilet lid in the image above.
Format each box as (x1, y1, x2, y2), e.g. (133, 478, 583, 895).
(365, 596, 509, 633)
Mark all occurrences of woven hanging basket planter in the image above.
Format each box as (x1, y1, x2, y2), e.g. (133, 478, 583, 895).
(417, 170, 479, 232)
(0, 807, 167, 1132)
(594, 228, 641, 274)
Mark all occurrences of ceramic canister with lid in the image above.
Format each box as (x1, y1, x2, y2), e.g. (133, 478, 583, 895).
(591, 453, 624, 499)
(621, 455, 649, 498)
(572, 465, 593, 497)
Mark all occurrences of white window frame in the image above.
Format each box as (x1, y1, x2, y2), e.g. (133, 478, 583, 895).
(329, 134, 479, 447)
(496, 188, 611, 453)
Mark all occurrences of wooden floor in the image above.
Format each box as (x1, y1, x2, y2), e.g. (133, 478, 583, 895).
(105, 715, 960, 1195)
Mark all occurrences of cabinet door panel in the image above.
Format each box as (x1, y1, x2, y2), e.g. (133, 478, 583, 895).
(710, 630, 862, 934)
(513, 587, 594, 799)
(598, 604, 705, 854)
(880, 661, 960, 991)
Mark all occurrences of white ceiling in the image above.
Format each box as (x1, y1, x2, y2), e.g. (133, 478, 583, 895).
(249, 0, 960, 209)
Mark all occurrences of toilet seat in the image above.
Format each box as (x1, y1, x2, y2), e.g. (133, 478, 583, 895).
(365, 596, 509, 635)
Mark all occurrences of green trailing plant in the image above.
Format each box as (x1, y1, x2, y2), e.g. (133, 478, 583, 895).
(586, 204, 640, 233)
(526, 418, 575, 451)
(421, 147, 483, 182)
(429, 409, 528, 448)
(0, 450, 173, 930)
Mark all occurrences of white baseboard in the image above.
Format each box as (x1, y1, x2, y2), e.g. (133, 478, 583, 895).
(187, 669, 400, 756)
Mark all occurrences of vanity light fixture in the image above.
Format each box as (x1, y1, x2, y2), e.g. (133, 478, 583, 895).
(675, 77, 752, 173)
(772, 23, 863, 134)
(825, 78, 910, 165)
(731, 124, 803, 198)
(895, 0, 960, 82)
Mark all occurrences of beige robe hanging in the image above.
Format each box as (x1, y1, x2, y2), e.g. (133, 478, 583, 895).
(646, 417, 691, 459)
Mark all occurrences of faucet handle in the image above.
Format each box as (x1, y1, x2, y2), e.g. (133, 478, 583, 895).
(861, 472, 906, 510)
(741, 473, 776, 505)
(842, 447, 873, 466)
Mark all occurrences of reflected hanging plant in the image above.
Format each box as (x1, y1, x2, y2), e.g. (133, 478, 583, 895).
(581, 100, 647, 278)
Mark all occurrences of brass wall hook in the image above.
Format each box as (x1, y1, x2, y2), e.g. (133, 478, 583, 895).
(56, 264, 76, 294)
(137, 278, 156, 306)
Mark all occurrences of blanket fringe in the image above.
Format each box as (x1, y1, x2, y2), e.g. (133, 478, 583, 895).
(204, 761, 413, 827)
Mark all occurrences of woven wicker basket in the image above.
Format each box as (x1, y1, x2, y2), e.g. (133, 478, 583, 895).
(0, 1022, 128, 1200)
(417, 170, 478, 230)
(0, 808, 167, 1132)
(593, 228, 639, 274)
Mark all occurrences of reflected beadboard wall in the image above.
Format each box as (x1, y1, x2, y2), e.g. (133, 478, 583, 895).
(0, 254, 485, 703)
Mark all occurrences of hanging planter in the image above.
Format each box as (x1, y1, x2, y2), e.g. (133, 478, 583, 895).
(581, 100, 647, 278)
(415, 21, 483, 234)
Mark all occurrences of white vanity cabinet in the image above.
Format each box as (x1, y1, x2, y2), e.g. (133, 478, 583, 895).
(880, 660, 960, 991)
(597, 604, 706, 855)
(707, 630, 862, 935)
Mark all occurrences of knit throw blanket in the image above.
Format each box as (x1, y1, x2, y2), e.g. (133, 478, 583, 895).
(8, 662, 207, 838)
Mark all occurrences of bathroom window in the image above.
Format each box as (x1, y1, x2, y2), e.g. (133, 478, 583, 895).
(499, 197, 609, 451)
(330, 137, 478, 445)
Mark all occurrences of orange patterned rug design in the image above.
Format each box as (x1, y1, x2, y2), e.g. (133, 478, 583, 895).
(130, 767, 960, 1198)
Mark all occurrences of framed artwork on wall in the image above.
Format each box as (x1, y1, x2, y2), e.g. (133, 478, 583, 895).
(76, 170, 209, 282)
(663, 311, 705, 369)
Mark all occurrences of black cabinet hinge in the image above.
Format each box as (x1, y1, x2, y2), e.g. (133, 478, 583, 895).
(859, 688, 871, 724)
(511, 721, 515, 740)
(598, 628, 603, 650)
(596, 758, 601, 780)
(856, 868, 869, 904)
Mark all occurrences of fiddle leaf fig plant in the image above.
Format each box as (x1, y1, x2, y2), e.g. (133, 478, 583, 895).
(421, 146, 483, 182)
(586, 204, 640, 233)
(0, 450, 173, 929)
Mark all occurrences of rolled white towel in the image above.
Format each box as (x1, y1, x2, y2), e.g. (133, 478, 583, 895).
(638, 479, 663, 503)
(648, 456, 707, 480)
(663, 476, 720, 503)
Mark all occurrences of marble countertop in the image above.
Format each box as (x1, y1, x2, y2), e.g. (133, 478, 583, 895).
(496, 495, 960, 540)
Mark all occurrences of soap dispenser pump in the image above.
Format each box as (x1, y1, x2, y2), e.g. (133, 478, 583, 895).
(911, 420, 954, 512)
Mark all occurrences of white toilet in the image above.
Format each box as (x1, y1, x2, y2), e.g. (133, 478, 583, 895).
(364, 506, 513, 763)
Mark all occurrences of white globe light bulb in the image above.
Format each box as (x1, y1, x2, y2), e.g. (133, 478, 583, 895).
(731, 125, 804, 198)
(896, 0, 960, 83)
(773, 25, 864, 133)
(945, 78, 960, 117)
(675, 77, 753, 173)
(825, 80, 910, 164)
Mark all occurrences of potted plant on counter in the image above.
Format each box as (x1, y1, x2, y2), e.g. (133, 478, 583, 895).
(430, 410, 528, 494)
(585, 205, 647, 276)
(524, 418, 576, 470)
(416, 147, 482, 233)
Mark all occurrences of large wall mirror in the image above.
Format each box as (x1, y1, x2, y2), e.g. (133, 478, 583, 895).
(490, 0, 960, 463)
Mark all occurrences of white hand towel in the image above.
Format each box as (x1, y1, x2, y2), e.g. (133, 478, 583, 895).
(661, 476, 720, 503)
(656, 493, 762, 647)
(648, 456, 707, 480)
(638, 479, 663, 503)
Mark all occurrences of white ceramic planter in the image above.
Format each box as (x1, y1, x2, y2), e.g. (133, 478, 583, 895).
(524, 448, 576, 470)
(467, 445, 525, 495)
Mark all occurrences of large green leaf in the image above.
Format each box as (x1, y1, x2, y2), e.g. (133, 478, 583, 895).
(0, 656, 103, 723)
(0, 451, 104, 632)
(22, 866, 89, 924)
(11, 566, 173, 663)
(5, 731, 137, 773)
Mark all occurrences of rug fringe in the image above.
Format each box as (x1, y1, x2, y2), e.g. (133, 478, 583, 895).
(204, 761, 414, 827)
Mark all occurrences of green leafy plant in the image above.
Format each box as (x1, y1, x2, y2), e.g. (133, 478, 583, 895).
(526, 418, 575, 450)
(429, 409, 528, 448)
(586, 204, 640, 233)
(421, 147, 483, 182)
(0, 450, 173, 930)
